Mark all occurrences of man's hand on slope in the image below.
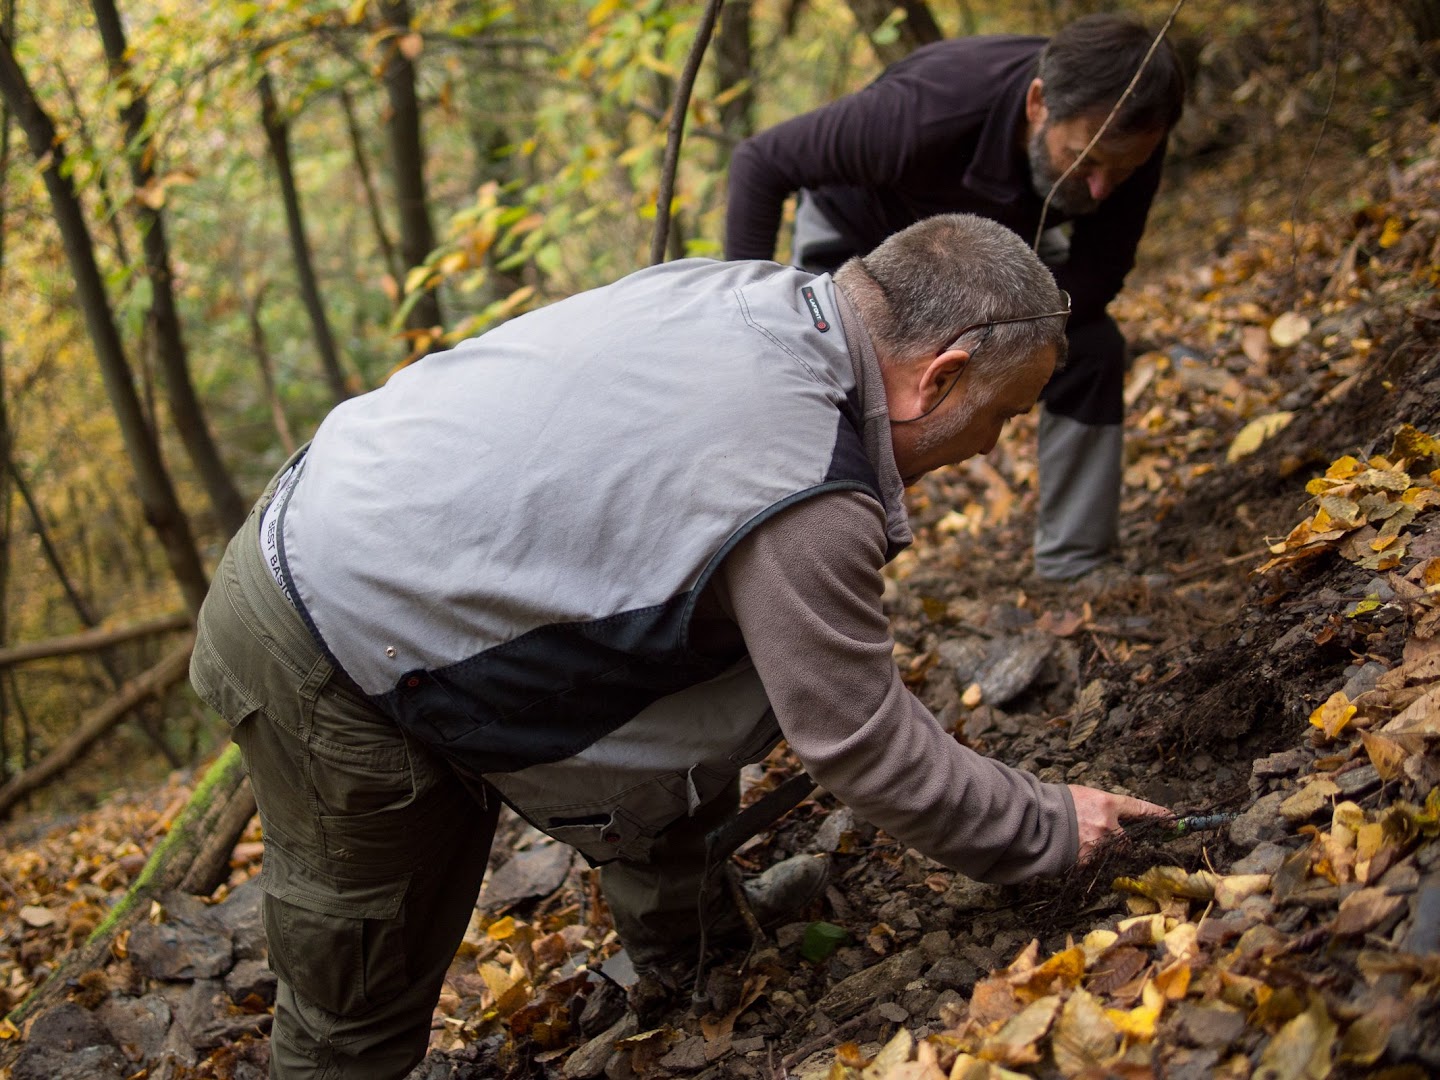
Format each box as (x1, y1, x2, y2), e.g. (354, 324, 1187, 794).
(1067, 785, 1169, 863)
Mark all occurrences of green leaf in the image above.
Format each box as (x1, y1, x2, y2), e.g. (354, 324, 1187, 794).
(800, 921, 849, 963)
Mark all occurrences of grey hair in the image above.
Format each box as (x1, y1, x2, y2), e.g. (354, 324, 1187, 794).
(833, 213, 1068, 378)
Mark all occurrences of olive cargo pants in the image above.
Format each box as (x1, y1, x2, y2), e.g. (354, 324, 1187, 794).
(190, 470, 732, 1079)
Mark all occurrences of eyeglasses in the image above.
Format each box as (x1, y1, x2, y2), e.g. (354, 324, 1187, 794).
(938, 289, 1072, 355)
(893, 291, 1072, 425)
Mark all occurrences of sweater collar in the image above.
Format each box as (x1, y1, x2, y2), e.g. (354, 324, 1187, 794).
(833, 284, 912, 557)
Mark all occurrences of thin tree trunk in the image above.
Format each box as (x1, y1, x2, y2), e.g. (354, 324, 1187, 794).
(378, 0, 443, 339)
(240, 283, 298, 454)
(843, 0, 943, 65)
(0, 637, 193, 818)
(340, 86, 402, 287)
(0, 28, 209, 617)
(0, 0, 12, 785)
(92, 0, 247, 535)
(257, 70, 350, 403)
(716, 0, 756, 143)
(0, 613, 190, 668)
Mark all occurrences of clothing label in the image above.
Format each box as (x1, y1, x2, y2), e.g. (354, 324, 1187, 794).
(259, 464, 300, 608)
(801, 286, 830, 332)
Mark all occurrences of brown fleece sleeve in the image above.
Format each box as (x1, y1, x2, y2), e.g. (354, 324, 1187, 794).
(718, 490, 1079, 883)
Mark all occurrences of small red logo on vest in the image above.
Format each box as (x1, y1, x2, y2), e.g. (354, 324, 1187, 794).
(801, 286, 829, 332)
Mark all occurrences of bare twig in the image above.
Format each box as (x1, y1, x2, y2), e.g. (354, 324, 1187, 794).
(1033, 0, 1187, 253)
(649, 0, 725, 266)
(775, 1007, 879, 1077)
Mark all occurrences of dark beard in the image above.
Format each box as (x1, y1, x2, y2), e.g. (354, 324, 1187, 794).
(1027, 125, 1100, 217)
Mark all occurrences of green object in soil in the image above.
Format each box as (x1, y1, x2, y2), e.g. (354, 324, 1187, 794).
(800, 921, 849, 963)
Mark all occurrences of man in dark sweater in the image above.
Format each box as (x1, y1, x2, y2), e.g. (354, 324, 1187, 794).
(725, 15, 1185, 581)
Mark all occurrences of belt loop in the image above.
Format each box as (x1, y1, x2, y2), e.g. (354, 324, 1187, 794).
(295, 654, 332, 740)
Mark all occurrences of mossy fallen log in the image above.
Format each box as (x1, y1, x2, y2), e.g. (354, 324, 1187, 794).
(3, 742, 254, 1034)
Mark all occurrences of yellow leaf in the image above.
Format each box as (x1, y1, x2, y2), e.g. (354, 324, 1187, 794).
(1308, 691, 1356, 739)
(1154, 960, 1191, 1000)
(1104, 982, 1163, 1041)
(1009, 946, 1085, 1002)
(1255, 995, 1336, 1079)
(588, 0, 622, 26)
(1226, 411, 1294, 463)
(1360, 730, 1408, 780)
(1269, 312, 1311, 347)
(1378, 216, 1405, 248)
(979, 995, 1061, 1066)
(1051, 989, 1120, 1077)
(403, 264, 437, 294)
(487, 916, 517, 940)
(1391, 423, 1439, 462)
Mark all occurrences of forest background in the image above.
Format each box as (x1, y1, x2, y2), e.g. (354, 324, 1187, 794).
(0, 0, 1436, 839)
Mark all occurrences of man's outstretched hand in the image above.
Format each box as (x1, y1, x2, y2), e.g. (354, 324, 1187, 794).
(1068, 785, 1169, 863)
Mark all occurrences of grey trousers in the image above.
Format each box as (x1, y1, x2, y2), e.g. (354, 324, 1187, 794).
(190, 471, 733, 1079)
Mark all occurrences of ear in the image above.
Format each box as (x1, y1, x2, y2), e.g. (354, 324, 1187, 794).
(1025, 78, 1047, 128)
(916, 348, 971, 413)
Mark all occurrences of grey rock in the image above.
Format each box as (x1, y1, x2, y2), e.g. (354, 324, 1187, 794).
(1163, 1047, 1222, 1080)
(897, 983, 935, 1018)
(928, 989, 965, 1021)
(658, 1035, 712, 1071)
(214, 881, 267, 962)
(732, 1036, 767, 1055)
(939, 877, 1003, 911)
(875, 897, 921, 933)
(1402, 875, 1440, 956)
(97, 994, 172, 1061)
(1252, 749, 1310, 779)
(1231, 841, 1290, 876)
(1269, 622, 1312, 655)
(936, 638, 989, 685)
(815, 948, 927, 1020)
(924, 954, 982, 992)
(564, 1013, 638, 1080)
(1174, 1002, 1245, 1049)
(975, 633, 1054, 706)
(130, 894, 235, 981)
(1335, 764, 1381, 797)
(876, 1002, 910, 1023)
(10, 1044, 128, 1080)
(478, 841, 575, 912)
(225, 958, 278, 1005)
(579, 979, 627, 1037)
(1342, 662, 1386, 700)
(811, 807, 855, 854)
(11, 1004, 125, 1080)
(918, 930, 951, 963)
(1228, 792, 1287, 849)
(23, 1002, 115, 1052)
(172, 978, 271, 1051)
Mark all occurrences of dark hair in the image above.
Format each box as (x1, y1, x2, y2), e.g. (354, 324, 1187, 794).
(1037, 14, 1186, 134)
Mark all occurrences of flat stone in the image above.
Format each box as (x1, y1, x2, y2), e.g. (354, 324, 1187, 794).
(1334, 764, 1381, 797)
(478, 841, 575, 912)
(213, 881, 267, 962)
(1228, 792, 1287, 849)
(10, 1044, 128, 1080)
(564, 1013, 638, 1080)
(1401, 875, 1440, 956)
(876, 1002, 909, 1023)
(172, 978, 271, 1051)
(810, 807, 855, 854)
(129, 895, 235, 981)
(936, 638, 989, 685)
(918, 930, 951, 963)
(1231, 841, 1290, 876)
(1162, 1047, 1222, 1080)
(225, 958, 278, 1005)
(658, 1035, 712, 1071)
(733, 1036, 767, 1055)
(23, 1002, 114, 1052)
(924, 954, 982, 992)
(97, 994, 172, 1061)
(1174, 1002, 1246, 1049)
(1252, 749, 1310, 779)
(1342, 663, 1387, 700)
(975, 633, 1054, 707)
(815, 948, 926, 1020)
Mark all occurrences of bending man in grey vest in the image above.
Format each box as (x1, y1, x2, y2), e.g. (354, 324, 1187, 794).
(190, 213, 1164, 1080)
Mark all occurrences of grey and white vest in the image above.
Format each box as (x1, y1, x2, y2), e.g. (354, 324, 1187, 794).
(274, 258, 904, 863)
